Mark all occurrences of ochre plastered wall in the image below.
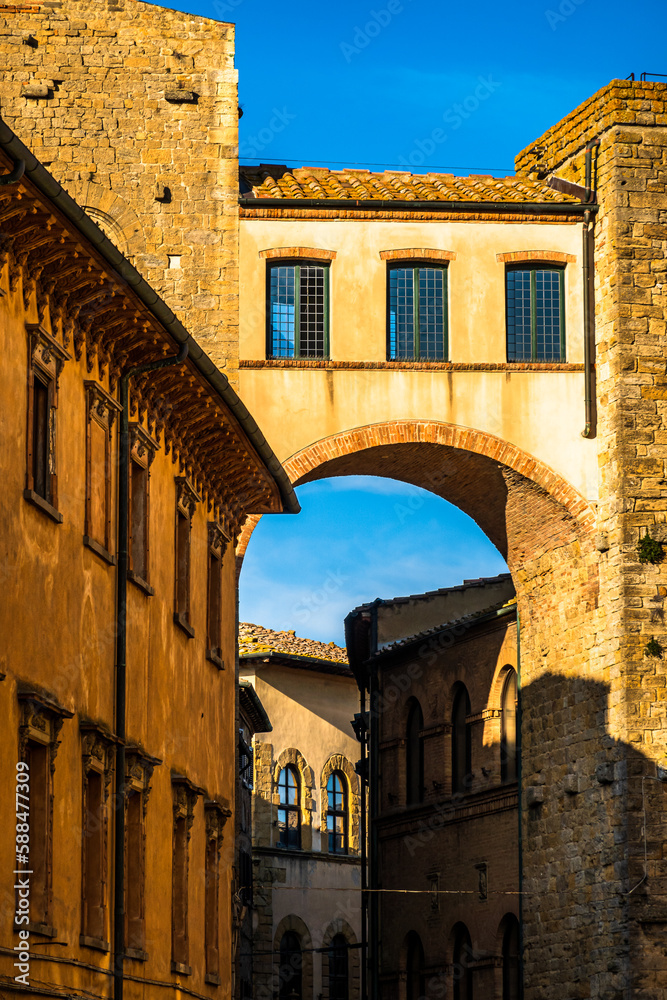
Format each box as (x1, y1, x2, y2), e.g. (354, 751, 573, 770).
(0, 0, 239, 381)
(239, 216, 597, 499)
(0, 265, 237, 998)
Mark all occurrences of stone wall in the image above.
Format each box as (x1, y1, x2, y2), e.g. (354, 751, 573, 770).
(0, 0, 239, 380)
(516, 79, 667, 1000)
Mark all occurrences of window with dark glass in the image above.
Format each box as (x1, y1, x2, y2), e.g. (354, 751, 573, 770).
(326, 772, 347, 853)
(125, 788, 145, 952)
(406, 932, 425, 1000)
(32, 373, 51, 501)
(130, 460, 149, 581)
(453, 923, 473, 1000)
(328, 933, 349, 1000)
(501, 670, 518, 783)
(502, 915, 520, 1000)
(506, 265, 565, 361)
(82, 768, 106, 943)
(388, 265, 447, 361)
(406, 700, 424, 805)
(452, 685, 471, 795)
(277, 766, 300, 849)
(174, 478, 198, 636)
(25, 739, 51, 927)
(268, 262, 329, 358)
(279, 930, 302, 999)
(172, 814, 189, 967)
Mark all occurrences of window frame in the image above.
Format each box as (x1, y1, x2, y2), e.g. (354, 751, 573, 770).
(171, 777, 201, 976)
(24, 324, 70, 522)
(451, 684, 472, 795)
(277, 765, 301, 850)
(500, 669, 518, 784)
(206, 523, 229, 668)
(124, 747, 159, 960)
(328, 933, 350, 1000)
(204, 802, 229, 985)
(128, 423, 157, 595)
(505, 263, 566, 362)
(173, 477, 199, 638)
(326, 771, 348, 855)
(80, 723, 116, 951)
(406, 700, 424, 806)
(83, 381, 121, 565)
(266, 258, 330, 360)
(386, 262, 449, 362)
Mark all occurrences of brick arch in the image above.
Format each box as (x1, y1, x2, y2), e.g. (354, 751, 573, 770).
(273, 747, 316, 851)
(321, 919, 360, 1000)
(320, 754, 361, 855)
(237, 420, 595, 573)
(273, 914, 314, 1000)
(63, 179, 144, 258)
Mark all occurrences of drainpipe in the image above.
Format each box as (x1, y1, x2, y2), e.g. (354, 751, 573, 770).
(0, 155, 25, 185)
(581, 138, 599, 439)
(359, 686, 368, 1000)
(113, 343, 188, 1000)
(368, 608, 379, 1000)
(581, 209, 594, 438)
(516, 608, 523, 1000)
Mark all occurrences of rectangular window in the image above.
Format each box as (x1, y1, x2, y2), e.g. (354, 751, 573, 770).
(172, 816, 189, 968)
(82, 769, 106, 943)
(125, 789, 145, 952)
(26, 740, 50, 927)
(205, 835, 219, 978)
(207, 548, 222, 661)
(84, 382, 120, 561)
(268, 263, 329, 358)
(32, 374, 51, 501)
(388, 266, 447, 361)
(176, 512, 190, 619)
(130, 460, 149, 581)
(506, 266, 565, 361)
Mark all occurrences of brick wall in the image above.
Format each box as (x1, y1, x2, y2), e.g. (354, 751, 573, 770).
(0, 0, 239, 380)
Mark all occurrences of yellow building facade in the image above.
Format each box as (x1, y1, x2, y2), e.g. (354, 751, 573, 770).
(0, 126, 296, 1000)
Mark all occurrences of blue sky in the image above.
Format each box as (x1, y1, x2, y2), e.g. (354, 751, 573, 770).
(160, 0, 661, 642)
(240, 479, 508, 646)
(172, 0, 664, 176)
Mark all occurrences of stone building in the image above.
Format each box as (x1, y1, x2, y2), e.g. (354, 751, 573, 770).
(0, 121, 297, 1000)
(236, 79, 667, 998)
(236, 681, 272, 1000)
(345, 576, 519, 1000)
(0, 0, 240, 380)
(238, 624, 363, 1000)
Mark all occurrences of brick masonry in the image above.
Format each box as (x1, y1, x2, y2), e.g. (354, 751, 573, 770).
(0, 0, 239, 381)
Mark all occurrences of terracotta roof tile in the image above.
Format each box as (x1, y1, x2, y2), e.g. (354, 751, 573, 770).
(239, 622, 349, 665)
(240, 165, 578, 204)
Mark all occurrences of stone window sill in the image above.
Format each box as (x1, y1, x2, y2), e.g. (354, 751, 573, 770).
(128, 570, 154, 596)
(16, 922, 57, 938)
(206, 648, 224, 670)
(23, 489, 62, 524)
(83, 536, 116, 565)
(171, 961, 192, 976)
(173, 612, 195, 639)
(125, 947, 148, 962)
(205, 973, 221, 986)
(80, 935, 110, 952)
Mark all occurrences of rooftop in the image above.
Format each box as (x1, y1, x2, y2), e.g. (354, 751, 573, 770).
(373, 596, 517, 659)
(239, 165, 578, 204)
(350, 573, 513, 613)
(239, 622, 349, 667)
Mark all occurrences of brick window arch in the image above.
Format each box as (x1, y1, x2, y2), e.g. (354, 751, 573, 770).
(451, 922, 473, 1000)
(320, 754, 361, 855)
(277, 765, 301, 849)
(500, 669, 518, 783)
(274, 915, 313, 1000)
(499, 913, 520, 1000)
(274, 748, 315, 850)
(322, 920, 360, 1000)
(404, 931, 425, 1000)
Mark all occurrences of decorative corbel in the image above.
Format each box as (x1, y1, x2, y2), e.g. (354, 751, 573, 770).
(175, 476, 200, 520)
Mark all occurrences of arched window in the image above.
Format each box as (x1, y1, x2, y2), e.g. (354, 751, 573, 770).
(452, 685, 471, 794)
(279, 930, 302, 999)
(452, 923, 473, 1000)
(328, 933, 349, 1000)
(501, 915, 520, 1000)
(326, 772, 348, 854)
(406, 700, 424, 805)
(405, 932, 425, 1000)
(277, 766, 300, 849)
(501, 670, 518, 783)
